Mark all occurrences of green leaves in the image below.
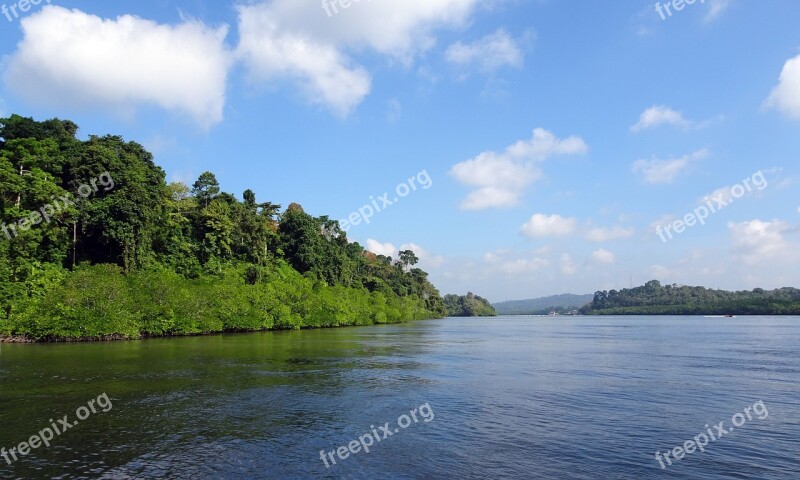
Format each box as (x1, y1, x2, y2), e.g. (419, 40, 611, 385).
(443, 293, 497, 317)
(0, 114, 448, 341)
(584, 281, 800, 315)
(192, 171, 220, 207)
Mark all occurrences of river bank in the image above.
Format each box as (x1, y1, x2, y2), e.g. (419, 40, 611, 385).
(0, 317, 428, 344)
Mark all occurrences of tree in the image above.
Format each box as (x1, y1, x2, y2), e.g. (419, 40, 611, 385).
(72, 136, 167, 272)
(397, 250, 419, 272)
(243, 189, 256, 209)
(192, 172, 220, 207)
(0, 114, 454, 340)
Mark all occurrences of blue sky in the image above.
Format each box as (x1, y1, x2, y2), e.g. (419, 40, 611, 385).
(1, 0, 799, 301)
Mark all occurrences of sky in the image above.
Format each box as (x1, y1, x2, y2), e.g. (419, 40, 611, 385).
(0, 0, 799, 302)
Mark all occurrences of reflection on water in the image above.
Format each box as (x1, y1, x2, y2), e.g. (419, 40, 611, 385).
(1, 316, 799, 479)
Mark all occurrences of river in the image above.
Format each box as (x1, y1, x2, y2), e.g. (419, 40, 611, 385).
(1, 316, 798, 479)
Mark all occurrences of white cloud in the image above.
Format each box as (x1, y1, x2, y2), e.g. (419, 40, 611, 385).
(450, 128, 588, 210)
(236, 0, 481, 115)
(520, 214, 577, 238)
(365, 239, 396, 257)
(483, 249, 505, 264)
(592, 249, 616, 264)
(703, 185, 738, 205)
(445, 29, 524, 73)
(765, 54, 800, 120)
(480, 248, 557, 276)
(364, 240, 444, 267)
(705, 0, 732, 22)
(236, 7, 369, 117)
(483, 252, 502, 263)
(728, 220, 797, 265)
(649, 214, 679, 235)
(500, 257, 548, 275)
(400, 242, 445, 268)
(586, 226, 635, 242)
(4, 6, 231, 129)
(632, 149, 709, 184)
(649, 264, 672, 279)
(453, 163, 539, 210)
(630, 105, 693, 132)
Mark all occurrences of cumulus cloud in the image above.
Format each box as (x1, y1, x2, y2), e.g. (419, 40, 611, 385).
(236, 0, 480, 115)
(632, 149, 709, 184)
(500, 257, 548, 275)
(520, 214, 577, 238)
(365, 239, 396, 257)
(5, 2, 489, 123)
(451, 159, 539, 210)
(728, 220, 797, 265)
(4, 6, 231, 129)
(649, 264, 672, 279)
(586, 226, 635, 242)
(400, 242, 445, 268)
(591, 249, 616, 264)
(445, 29, 524, 73)
(364, 239, 444, 267)
(450, 128, 588, 210)
(630, 105, 693, 132)
(765, 54, 800, 120)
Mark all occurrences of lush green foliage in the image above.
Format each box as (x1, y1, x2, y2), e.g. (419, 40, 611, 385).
(493, 294, 593, 315)
(3, 262, 434, 340)
(0, 115, 447, 340)
(443, 293, 497, 317)
(582, 280, 800, 315)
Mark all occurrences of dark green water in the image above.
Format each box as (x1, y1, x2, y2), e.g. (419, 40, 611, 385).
(1, 316, 799, 479)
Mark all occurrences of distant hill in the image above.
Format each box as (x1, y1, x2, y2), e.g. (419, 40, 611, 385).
(581, 280, 800, 315)
(493, 294, 593, 315)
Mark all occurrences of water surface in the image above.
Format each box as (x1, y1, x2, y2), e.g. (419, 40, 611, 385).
(1, 316, 798, 479)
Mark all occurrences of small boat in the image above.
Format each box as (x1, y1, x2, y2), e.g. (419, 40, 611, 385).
(724, 314, 735, 318)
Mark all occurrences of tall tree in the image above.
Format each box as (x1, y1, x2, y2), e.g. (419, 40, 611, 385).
(192, 172, 220, 207)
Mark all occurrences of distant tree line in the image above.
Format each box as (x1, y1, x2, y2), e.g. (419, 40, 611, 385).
(443, 293, 497, 317)
(0, 114, 449, 340)
(581, 280, 800, 315)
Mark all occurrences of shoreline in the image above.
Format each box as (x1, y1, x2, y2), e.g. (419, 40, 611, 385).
(0, 317, 441, 344)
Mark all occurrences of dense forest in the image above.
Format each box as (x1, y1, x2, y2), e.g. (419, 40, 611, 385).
(493, 294, 593, 315)
(0, 114, 450, 341)
(581, 280, 800, 315)
(443, 293, 497, 317)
